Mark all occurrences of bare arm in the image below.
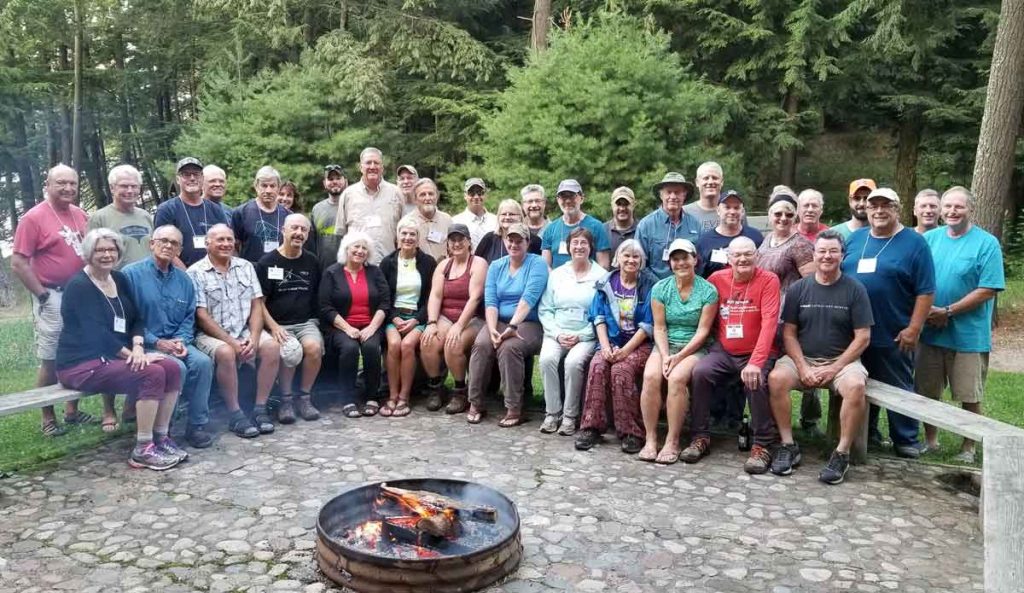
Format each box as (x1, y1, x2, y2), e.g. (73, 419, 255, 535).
(596, 250, 610, 270)
(896, 293, 934, 352)
(651, 299, 670, 359)
(456, 258, 487, 327)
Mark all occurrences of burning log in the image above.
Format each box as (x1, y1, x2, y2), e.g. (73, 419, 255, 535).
(379, 483, 498, 522)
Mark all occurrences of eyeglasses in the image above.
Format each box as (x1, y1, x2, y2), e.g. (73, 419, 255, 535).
(94, 247, 119, 255)
(467, 189, 485, 197)
(153, 237, 182, 247)
(772, 212, 796, 219)
(866, 203, 896, 211)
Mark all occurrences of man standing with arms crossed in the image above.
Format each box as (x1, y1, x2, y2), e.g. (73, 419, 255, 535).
(334, 147, 404, 265)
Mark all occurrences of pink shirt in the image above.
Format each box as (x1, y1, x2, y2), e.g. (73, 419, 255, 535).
(13, 201, 89, 287)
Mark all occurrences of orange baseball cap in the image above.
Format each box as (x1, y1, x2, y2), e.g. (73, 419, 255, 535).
(848, 178, 877, 197)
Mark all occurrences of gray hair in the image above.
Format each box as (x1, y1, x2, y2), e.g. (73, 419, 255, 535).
(152, 224, 183, 242)
(396, 217, 419, 235)
(727, 236, 757, 254)
(81, 228, 125, 265)
(337, 231, 374, 265)
(203, 164, 226, 180)
(520, 184, 546, 199)
(614, 239, 647, 270)
(413, 177, 437, 195)
(359, 147, 383, 163)
(696, 161, 723, 179)
(107, 164, 142, 187)
(940, 185, 976, 211)
(797, 188, 823, 205)
(284, 213, 310, 229)
(254, 166, 281, 184)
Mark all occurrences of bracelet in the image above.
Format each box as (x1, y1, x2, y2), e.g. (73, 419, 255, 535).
(508, 323, 518, 331)
(426, 320, 437, 326)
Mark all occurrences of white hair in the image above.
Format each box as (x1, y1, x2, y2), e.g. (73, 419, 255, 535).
(203, 164, 226, 179)
(107, 164, 142, 187)
(797, 189, 823, 206)
(359, 147, 383, 162)
(696, 161, 723, 179)
(520, 184, 546, 199)
(254, 165, 281, 184)
(614, 239, 647, 270)
(81, 228, 125, 264)
(337, 231, 374, 265)
(727, 236, 757, 254)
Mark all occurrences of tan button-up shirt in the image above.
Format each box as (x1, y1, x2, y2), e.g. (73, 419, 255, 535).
(333, 180, 404, 265)
(400, 209, 453, 261)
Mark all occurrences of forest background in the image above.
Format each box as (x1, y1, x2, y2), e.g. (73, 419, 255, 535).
(1, 0, 1023, 251)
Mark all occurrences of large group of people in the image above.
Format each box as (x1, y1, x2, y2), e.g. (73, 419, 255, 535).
(10, 150, 1005, 485)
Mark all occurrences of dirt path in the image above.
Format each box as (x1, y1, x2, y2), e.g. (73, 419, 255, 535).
(992, 325, 1024, 373)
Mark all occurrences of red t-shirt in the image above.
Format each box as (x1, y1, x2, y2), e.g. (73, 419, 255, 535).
(344, 267, 371, 328)
(797, 223, 829, 244)
(13, 201, 88, 288)
(708, 267, 780, 368)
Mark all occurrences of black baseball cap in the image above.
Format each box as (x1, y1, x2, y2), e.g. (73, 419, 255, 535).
(324, 164, 346, 176)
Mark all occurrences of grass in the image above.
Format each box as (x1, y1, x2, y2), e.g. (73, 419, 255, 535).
(997, 277, 1024, 323)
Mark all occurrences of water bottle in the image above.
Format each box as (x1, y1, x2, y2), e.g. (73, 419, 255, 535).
(738, 415, 752, 451)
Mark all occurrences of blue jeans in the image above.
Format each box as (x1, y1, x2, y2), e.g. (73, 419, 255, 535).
(165, 345, 214, 427)
(862, 345, 920, 447)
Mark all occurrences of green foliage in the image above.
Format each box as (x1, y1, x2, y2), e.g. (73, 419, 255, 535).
(469, 12, 743, 218)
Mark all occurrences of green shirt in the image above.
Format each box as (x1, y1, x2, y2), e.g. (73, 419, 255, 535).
(87, 204, 153, 268)
(651, 275, 718, 349)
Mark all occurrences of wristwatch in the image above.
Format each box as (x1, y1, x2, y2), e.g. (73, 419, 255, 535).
(508, 323, 519, 331)
(37, 290, 51, 305)
(945, 305, 953, 318)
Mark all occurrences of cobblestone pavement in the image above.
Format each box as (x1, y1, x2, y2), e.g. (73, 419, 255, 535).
(0, 404, 983, 593)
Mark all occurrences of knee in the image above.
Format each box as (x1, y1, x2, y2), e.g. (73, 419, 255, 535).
(259, 339, 280, 359)
(539, 350, 560, 370)
(302, 340, 322, 360)
(400, 337, 417, 357)
(214, 345, 235, 366)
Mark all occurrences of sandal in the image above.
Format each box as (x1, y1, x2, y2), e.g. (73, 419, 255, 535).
(362, 400, 380, 417)
(498, 411, 525, 428)
(342, 404, 363, 419)
(655, 449, 681, 465)
(466, 405, 484, 424)
(101, 416, 120, 433)
(379, 400, 397, 417)
(41, 420, 67, 438)
(64, 411, 97, 425)
(392, 401, 411, 418)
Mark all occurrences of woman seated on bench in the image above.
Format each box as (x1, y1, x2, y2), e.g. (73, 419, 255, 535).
(55, 228, 186, 471)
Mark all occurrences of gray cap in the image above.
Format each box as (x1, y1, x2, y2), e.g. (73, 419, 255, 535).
(652, 172, 695, 198)
(505, 222, 530, 239)
(176, 157, 203, 173)
(447, 223, 472, 239)
(397, 164, 418, 177)
(464, 177, 487, 192)
(556, 179, 583, 195)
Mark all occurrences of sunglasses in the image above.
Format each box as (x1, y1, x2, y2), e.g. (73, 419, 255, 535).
(772, 212, 796, 219)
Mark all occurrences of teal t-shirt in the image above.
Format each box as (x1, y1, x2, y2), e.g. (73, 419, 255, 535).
(651, 275, 718, 349)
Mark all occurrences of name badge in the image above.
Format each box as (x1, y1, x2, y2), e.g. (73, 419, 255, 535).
(267, 266, 284, 281)
(263, 240, 279, 253)
(427, 230, 443, 244)
(726, 324, 744, 339)
(558, 241, 569, 255)
(711, 248, 728, 264)
(365, 215, 382, 228)
(114, 316, 126, 333)
(662, 248, 670, 262)
(569, 308, 587, 322)
(857, 258, 877, 274)
(193, 235, 206, 250)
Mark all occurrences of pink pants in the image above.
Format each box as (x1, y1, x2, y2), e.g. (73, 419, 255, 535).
(58, 358, 182, 401)
(579, 343, 651, 439)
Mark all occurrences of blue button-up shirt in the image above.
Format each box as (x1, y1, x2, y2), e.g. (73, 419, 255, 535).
(122, 256, 197, 347)
(633, 207, 702, 279)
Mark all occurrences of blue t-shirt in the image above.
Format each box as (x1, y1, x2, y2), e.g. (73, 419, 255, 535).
(541, 214, 611, 269)
(841, 227, 935, 347)
(921, 225, 1004, 352)
(634, 208, 702, 280)
(484, 253, 549, 322)
(695, 226, 765, 278)
(231, 200, 291, 263)
(154, 196, 229, 267)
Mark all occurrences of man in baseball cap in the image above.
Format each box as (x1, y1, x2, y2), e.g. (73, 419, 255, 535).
(541, 179, 611, 269)
(451, 177, 497, 250)
(604, 186, 637, 258)
(396, 164, 419, 217)
(155, 156, 229, 268)
(829, 178, 877, 240)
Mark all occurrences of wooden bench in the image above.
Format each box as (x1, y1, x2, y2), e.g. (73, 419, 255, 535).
(0, 384, 94, 418)
(826, 378, 1024, 593)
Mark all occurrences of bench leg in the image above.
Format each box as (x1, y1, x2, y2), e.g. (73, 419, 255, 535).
(984, 433, 1024, 593)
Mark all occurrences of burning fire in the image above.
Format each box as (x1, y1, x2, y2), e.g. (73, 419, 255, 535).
(349, 520, 383, 550)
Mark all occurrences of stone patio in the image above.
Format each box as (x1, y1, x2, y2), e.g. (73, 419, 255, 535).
(0, 405, 983, 593)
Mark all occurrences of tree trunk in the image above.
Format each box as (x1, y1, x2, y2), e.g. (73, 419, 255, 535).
(71, 0, 84, 171)
(531, 0, 552, 52)
(58, 46, 72, 163)
(971, 0, 1024, 241)
(113, 32, 135, 163)
(9, 110, 38, 208)
(82, 109, 109, 207)
(779, 89, 799, 187)
(894, 111, 923, 225)
(340, 0, 348, 31)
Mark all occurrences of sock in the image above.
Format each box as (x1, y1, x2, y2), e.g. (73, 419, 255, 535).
(137, 433, 153, 444)
(454, 380, 466, 389)
(427, 377, 442, 388)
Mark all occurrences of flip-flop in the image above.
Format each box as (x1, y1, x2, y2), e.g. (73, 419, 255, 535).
(379, 400, 397, 417)
(391, 402, 411, 418)
(498, 413, 525, 428)
(466, 406, 484, 424)
(342, 404, 362, 419)
(655, 450, 680, 465)
(101, 417, 120, 433)
(362, 401, 380, 417)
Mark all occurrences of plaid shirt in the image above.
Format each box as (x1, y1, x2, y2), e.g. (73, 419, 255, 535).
(187, 255, 263, 340)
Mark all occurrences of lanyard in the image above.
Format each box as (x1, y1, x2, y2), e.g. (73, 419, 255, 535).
(858, 230, 898, 263)
(725, 276, 751, 327)
(178, 198, 210, 237)
(258, 205, 282, 240)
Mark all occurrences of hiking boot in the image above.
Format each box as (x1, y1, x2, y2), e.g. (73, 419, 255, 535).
(425, 384, 445, 411)
(295, 395, 320, 421)
(252, 407, 275, 434)
(129, 442, 180, 471)
(185, 425, 214, 449)
(446, 388, 469, 414)
(680, 437, 711, 464)
(277, 397, 297, 424)
(743, 444, 772, 474)
(620, 434, 644, 454)
(157, 435, 189, 463)
(539, 414, 559, 434)
(557, 416, 577, 436)
(770, 442, 802, 476)
(575, 429, 600, 450)
(819, 450, 850, 485)
(229, 413, 259, 438)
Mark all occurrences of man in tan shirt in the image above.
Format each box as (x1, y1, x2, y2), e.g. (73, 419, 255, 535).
(399, 178, 453, 261)
(333, 147, 403, 264)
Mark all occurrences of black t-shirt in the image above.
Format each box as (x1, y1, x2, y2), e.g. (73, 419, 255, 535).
(256, 249, 321, 325)
(782, 273, 874, 359)
(695, 226, 764, 278)
(232, 200, 291, 263)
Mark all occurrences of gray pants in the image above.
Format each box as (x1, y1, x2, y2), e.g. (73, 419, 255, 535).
(468, 321, 543, 411)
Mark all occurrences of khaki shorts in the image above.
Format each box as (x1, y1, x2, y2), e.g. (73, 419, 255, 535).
(195, 331, 275, 366)
(32, 290, 64, 361)
(774, 355, 868, 391)
(915, 343, 988, 404)
(439, 315, 484, 333)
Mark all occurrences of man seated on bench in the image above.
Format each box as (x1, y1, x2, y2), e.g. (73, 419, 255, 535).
(767, 230, 873, 484)
(123, 225, 215, 449)
(188, 224, 281, 439)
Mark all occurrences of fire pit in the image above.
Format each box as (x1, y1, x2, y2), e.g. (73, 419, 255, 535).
(316, 478, 522, 592)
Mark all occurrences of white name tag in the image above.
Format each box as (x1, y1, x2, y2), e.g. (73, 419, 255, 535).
(263, 240, 279, 253)
(558, 241, 569, 255)
(114, 316, 126, 333)
(193, 235, 206, 250)
(365, 215, 382, 228)
(711, 249, 728, 264)
(662, 248, 670, 262)
(267, 266, 284, 280)
(726, 324, 744, 339)
(427, 230, 443, 244)
(857, 258, 877, 274)
(569, 308, 586, 322)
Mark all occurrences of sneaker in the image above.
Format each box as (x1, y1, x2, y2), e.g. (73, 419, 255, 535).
(185, 425, 214, 449)
(539, 414, 559, 434)
(557, 416, 577, 436)
(620, 434, 644, 454)
(157, 435, 189, 462)
(680, 437, 711, 464)
(252, 409, 275, 434)
(894, 443, 921, 459)
(129, 442, 180, 471)
(575, 429, 600, 450)
(228, 413, 259, 439)
(953, 450, 976, 464)
(743, 444, 772, 474)
(277, 397, 296, 424)
(295, 396, 320, 421)
(770, 442, 802, 476)
(819, 450, 850, 485)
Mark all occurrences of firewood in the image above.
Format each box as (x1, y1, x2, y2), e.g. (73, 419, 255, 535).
(379, 483, 497, 522)
(417, 513, 457, 538)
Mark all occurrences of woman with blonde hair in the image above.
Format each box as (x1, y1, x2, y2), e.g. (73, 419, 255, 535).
(474, 199, 541, 261)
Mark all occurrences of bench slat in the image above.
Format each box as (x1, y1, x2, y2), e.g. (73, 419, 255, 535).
(864, 379, 1024, 442)
(0, 386, 91, 417)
